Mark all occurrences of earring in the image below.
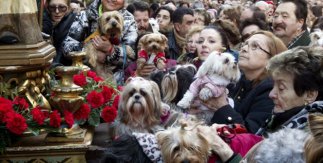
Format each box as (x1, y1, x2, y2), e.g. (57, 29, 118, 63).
(305, 101, 308, 106)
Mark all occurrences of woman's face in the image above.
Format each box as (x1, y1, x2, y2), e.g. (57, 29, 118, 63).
(238, 34, 271, 74)
(48, 0, 69, 23)
(101, 0, 124, 11)
(187, 32, 200, 53)
(196, 28, 223, 60)
(156, 9, 171, 31)
(194, 13, 205, 26)
(269, 71, 308, 113)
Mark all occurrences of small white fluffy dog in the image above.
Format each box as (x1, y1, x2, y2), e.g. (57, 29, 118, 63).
(310, 29, 323, 46)
(177, 52, 241, 121)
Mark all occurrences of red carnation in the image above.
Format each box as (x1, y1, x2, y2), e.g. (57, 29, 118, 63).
(0, 97, 13, 106)
(93, 76, 103, 82)
(73, 73, 87, 87)
(87, 70, 97, 78)
(101, 106, 117, 123)
(112, 95, 120, 109)
(74, 103, 91, 120)
(64, 110, 74, 128)
(0, 98, 14, 122)
(117, 86, 123, 91)
(5, 112, 28, 135)
(101, 86, 115, 103)
(31, 106, 45, 125)
(86, 90, 104, 108)
(49, 110, 61, 128)
(13, 97, 29, 110)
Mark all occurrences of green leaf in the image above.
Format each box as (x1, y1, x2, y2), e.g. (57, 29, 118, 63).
(75, 119, 86, 125)
(27, 127, 40, 136)
(88, 109, 101, 126)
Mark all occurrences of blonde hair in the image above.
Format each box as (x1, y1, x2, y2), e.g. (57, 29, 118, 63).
(248, 30, 287, 86)
(305, 113, 323, 163)
(185, 25, 204, 40)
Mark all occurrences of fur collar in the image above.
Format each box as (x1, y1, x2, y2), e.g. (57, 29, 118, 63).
(132, 132, 163, 163)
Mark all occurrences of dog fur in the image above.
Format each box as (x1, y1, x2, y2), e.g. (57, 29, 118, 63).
(85, 11, 135, 81)
(177, 52, 241, 123)
(310, 29, 323, 47)
(137, 33, 168, 70)
(102, 121, 211, 163)
(109, 77, 163, 138)
(156, 121, 210, 163)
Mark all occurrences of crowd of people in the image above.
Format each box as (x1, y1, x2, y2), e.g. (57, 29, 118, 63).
(40, 0, 323, 162)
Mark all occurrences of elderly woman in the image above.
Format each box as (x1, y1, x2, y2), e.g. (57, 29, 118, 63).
(199, 46, 323, 163)
(256, 46, 323, 135)
(203, 31, 287, 133)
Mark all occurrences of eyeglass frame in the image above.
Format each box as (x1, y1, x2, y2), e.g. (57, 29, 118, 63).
(240, 41, 272, 56)
(48, 5, 68, 13)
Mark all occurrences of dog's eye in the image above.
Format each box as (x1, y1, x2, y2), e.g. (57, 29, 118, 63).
(115, 17, 119, 21)
(173, 146, 180, 152)
(140, 89, 147, 96)
(224, 58, 230, 64)
(106, 17, 110, 22)
(129, 89, 136, 97)
(148, 40, 152, 43)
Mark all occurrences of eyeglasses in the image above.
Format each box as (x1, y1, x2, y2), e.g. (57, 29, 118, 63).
(240, 41, 271, 56)
(48, 5, 68, 12)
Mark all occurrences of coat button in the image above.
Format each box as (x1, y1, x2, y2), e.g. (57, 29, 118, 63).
(237, 96, 241, 100)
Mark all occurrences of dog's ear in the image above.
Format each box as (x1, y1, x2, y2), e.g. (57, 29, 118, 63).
(138, 35, 148, 49)
(160, 34, 168, 43)
(118, 13, 124, 32)
(160, 34, 168, 48)
(98, 14, 105, 35)
(196, 52, 218, 77)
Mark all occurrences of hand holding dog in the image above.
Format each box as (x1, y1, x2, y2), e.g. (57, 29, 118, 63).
(202, 89, 229, 111)
(197, 124, 234, 162)
(92, 35, 112, 54)
(136, 64, 156, 77)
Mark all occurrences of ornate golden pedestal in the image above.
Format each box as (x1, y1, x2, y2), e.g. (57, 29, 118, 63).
(0, 128, 94, 163)
(0, 41, 55, 109)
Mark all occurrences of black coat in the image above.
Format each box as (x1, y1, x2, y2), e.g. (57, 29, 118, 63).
(42, 11, 76, 66)
(211, 75, 274, 133)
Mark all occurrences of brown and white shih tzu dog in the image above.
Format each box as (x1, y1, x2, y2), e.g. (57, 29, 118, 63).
(108, 77, 163, 139)
(85, 11, 135, 80)
(177, 52, 241, 123)
(137, 33, 168, 70)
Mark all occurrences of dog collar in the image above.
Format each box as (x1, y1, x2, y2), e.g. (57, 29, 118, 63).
(132, 132, 163, 163)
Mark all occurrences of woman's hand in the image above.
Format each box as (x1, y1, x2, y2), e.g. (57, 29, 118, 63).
(197, 124, 234, 162)
(136, 64, 156, 77)
(202, 89, 229, 111)
(92, 35, 112, 54)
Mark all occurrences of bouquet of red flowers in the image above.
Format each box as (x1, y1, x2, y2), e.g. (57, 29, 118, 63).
(0, 70, 120, 153)
(72, 70, 120, 126)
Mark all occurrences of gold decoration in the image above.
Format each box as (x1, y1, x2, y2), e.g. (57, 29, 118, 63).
(50, 66, 84, 113)
(68, 51, 90, 72)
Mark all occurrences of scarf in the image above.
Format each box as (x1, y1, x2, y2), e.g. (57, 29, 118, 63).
(174, 29, 187, 55)
(132, 132, 163, 163)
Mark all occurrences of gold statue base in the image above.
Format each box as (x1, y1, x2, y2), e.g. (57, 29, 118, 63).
(45, 125, 87, 143)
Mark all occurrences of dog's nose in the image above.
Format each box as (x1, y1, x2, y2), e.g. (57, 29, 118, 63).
(134, 95, 140, 100)
(152, 45, 157, 49)
(112, 21, 117, 27)
(181, 159, 190, 163)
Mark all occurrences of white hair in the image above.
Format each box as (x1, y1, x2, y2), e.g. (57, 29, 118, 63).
(254, 128, 309, 163)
